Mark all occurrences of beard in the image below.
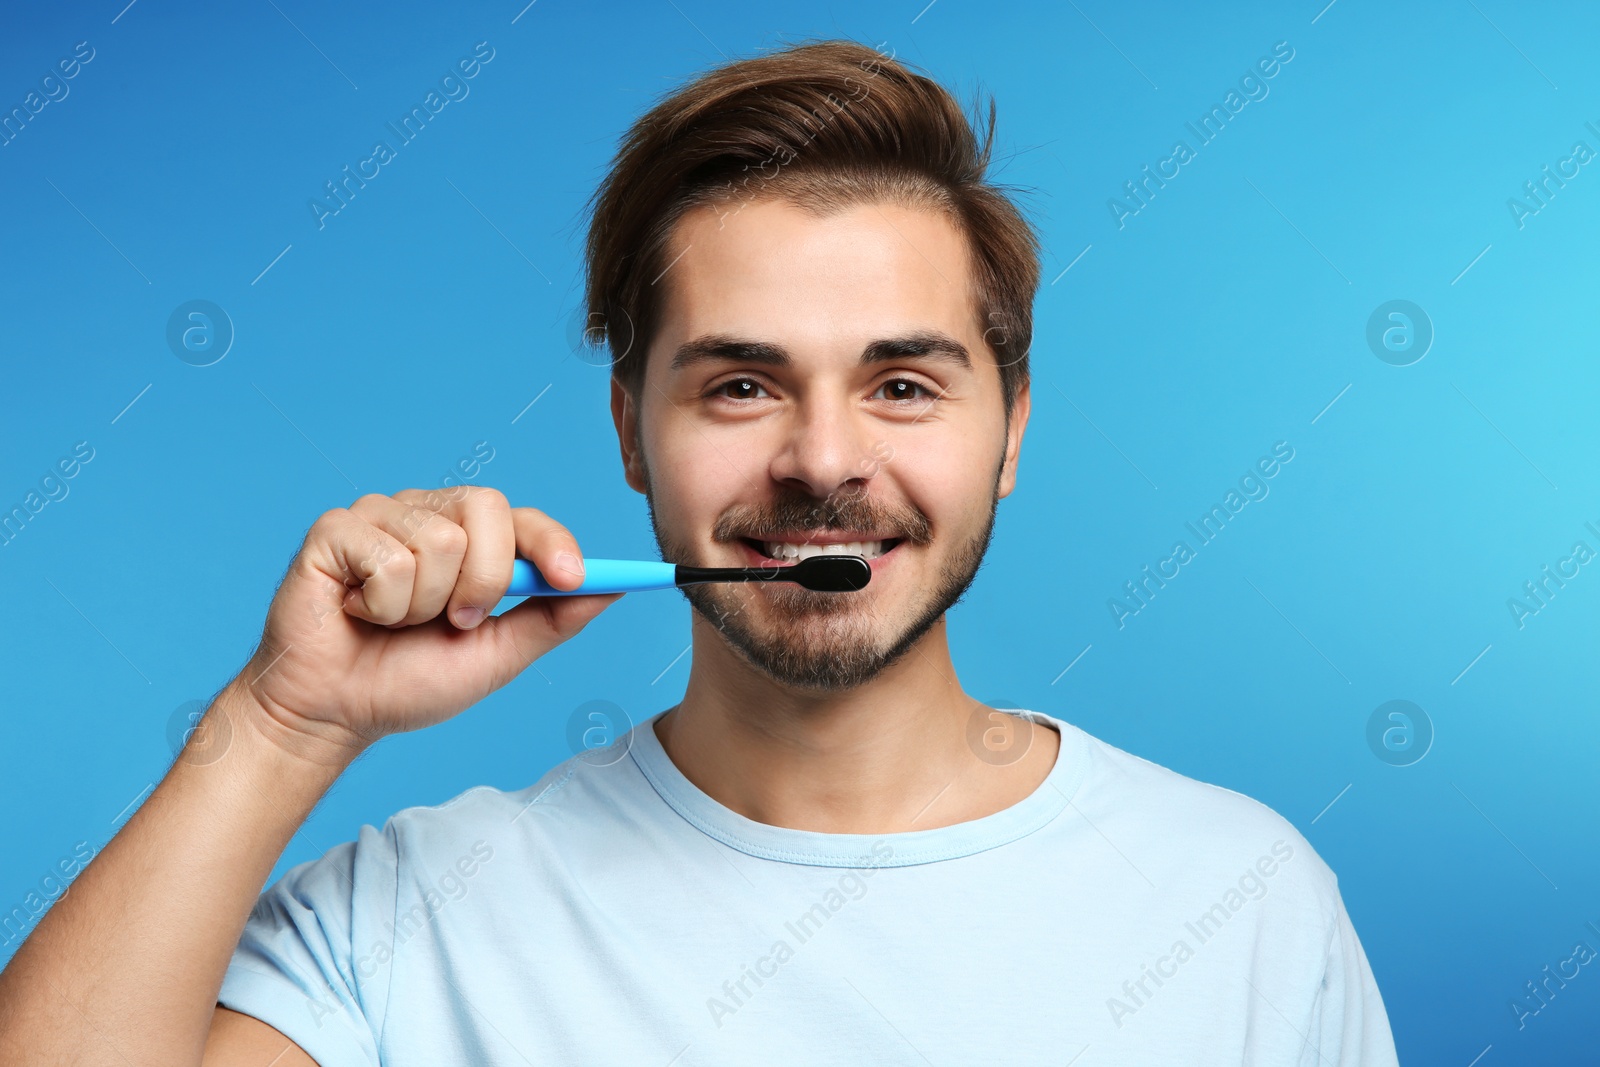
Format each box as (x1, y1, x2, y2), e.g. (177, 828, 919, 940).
(640, 450, 1005, 692)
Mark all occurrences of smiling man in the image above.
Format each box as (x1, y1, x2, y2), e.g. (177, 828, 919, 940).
(638, 203, 1006, 695)
(0, 37, 1398, 1066)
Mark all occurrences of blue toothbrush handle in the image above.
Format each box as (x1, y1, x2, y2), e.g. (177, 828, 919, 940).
(505, 558, 678, 597)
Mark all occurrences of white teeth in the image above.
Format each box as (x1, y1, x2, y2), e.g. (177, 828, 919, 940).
(761, 539, 889, 561)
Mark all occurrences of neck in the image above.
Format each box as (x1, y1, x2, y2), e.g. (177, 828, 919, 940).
(654, 615, 1059, 834)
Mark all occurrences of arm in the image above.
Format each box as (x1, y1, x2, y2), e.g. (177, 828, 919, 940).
(205, 1006, 319, 1066)
(0, 679, 347, 1064)
(0, 487, 621, 1065)
(1302, 892, 1400, 1066)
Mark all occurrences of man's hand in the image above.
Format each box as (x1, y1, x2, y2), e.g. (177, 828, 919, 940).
(232, 486, 623, 763)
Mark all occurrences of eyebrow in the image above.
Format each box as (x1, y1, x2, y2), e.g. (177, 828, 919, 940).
(668, 331, 972, 373)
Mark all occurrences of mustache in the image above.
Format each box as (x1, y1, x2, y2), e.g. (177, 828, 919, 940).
(713, 490, 933, 546)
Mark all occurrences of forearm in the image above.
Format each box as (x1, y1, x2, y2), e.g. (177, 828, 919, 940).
(0, 678, 356, 1065)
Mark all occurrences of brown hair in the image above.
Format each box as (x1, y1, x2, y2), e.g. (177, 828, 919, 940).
(581, 37, 1041, 416)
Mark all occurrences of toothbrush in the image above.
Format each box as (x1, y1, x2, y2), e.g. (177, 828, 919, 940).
(505, 554, 871, 598)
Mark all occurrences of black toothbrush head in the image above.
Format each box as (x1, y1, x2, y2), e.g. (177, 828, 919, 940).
(673, 554, 873, 592)
(789, 554, 872, 592)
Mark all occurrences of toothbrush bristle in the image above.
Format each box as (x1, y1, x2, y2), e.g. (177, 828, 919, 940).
(793, 554, 872, 592)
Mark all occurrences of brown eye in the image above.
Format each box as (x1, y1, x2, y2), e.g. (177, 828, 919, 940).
(712, 377, 769, 401)
(875, 378, 930, 403)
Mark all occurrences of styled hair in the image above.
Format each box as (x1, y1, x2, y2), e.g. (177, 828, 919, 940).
(581, 37, 1041, 415)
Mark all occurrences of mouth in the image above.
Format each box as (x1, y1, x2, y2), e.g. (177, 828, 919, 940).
(736, 535, 906, 573)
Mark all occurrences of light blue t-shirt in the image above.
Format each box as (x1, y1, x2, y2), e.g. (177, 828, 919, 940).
(219, 709, 1398, 1064)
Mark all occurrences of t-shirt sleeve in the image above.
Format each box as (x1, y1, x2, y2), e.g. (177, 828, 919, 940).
(1301, 888, 1399, 1066)
(217, 820, 399, 1067)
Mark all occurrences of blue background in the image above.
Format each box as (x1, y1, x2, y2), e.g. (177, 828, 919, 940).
(3, 0, 1597, 1060)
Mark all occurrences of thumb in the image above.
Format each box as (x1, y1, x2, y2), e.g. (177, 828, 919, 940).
(478, 592, 625, 679)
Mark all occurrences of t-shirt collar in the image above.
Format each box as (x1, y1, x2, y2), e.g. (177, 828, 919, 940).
(628, 707, 1087, 868)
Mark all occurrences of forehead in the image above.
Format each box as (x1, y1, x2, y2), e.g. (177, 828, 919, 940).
(652, 197, 977, 354)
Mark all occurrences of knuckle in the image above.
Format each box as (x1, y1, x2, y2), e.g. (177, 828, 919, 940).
(381, 550, 416, 583)
(361, 536, 413, 578)
(388, 537, 417, 570)
(313, 506, 351, 532)
(470, 485, 510, 512)
(412, 485, 454, 513)
(420, 519, 469, 556)
(434, 481, 473, 506)
(394, 503, 441, 546)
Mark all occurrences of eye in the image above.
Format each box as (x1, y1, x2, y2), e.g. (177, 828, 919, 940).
(709, 377, 771, 401)
(874, 378, 933, 403)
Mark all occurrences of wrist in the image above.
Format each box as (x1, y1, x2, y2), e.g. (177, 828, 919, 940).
(210, 674, 367, 783)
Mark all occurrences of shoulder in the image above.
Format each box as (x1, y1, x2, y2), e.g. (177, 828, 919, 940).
(370, 739, 646, 862)
(1041, 712, 1343, 933)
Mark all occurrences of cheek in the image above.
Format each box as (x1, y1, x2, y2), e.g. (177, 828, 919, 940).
(888, 441, 978, 511)
(643, 420, 743, 525)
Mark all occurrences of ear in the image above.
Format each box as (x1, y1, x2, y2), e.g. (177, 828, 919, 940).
(611, 375, 648, 494)
(997, 378, 1030, 499)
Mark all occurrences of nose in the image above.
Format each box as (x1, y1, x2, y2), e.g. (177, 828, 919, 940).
(767, 391, 883, 503)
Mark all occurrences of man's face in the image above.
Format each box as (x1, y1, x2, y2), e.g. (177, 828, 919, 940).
(610, 196, 1030, 691)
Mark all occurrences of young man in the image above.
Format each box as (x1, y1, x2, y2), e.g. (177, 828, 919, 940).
(0, 38, 1398, 1065)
